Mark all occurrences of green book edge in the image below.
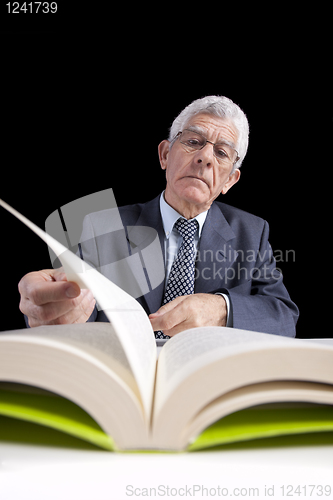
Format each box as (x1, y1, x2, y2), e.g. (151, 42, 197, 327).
(188, 406, 333, 451)
(1, 387, 333, 452)
(0, 388, 115, 451)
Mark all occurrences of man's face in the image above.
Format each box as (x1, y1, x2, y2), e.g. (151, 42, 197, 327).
(159, 113, 241, 217)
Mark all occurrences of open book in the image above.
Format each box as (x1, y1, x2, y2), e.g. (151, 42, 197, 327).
(1, 199, 333, 452)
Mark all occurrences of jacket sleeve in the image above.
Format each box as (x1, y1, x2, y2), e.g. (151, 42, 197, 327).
(218, 221, 299, 337)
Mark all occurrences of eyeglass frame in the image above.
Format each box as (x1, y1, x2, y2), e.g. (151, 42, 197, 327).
(172, 129, 240, 165)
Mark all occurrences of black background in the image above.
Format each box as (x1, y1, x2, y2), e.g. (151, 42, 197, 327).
(1, 6, 331, 337)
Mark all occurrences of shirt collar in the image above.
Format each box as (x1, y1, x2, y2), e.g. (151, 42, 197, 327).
(159, 192, 208, 239)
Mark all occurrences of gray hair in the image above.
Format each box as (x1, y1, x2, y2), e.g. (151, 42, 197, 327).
(168, 96, 249, 173)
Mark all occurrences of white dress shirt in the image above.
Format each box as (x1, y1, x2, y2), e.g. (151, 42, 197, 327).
(159, 193, 232, 326)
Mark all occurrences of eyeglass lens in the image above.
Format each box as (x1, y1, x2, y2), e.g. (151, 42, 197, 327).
(179, 130, 238, 164)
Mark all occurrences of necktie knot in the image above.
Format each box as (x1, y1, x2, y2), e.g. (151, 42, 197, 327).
(174, 218, 198, 240)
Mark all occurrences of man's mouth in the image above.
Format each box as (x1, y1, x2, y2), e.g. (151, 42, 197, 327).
(184, 176, 209, 186)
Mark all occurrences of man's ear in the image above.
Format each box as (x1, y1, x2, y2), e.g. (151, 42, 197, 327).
(158, 140, 170, 171)
(221, 169, 241, 195)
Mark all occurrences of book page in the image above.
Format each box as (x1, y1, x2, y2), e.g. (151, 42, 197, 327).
(0, 330, 149, 448)
(185, 381, 333, 450)
(154, 326, 294, 416)
(152, 326, 333, 448)
(0, 199, 156, 420)
(2, 323, 140, 401)
(301, 339, 333, 346)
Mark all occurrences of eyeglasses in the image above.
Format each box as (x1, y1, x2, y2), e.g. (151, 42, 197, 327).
(174, 129, 240, 165)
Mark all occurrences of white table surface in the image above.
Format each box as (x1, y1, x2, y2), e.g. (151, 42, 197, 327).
(1, 434, 333, 499)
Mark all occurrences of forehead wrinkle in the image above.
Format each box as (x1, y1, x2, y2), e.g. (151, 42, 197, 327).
(186, 124, 208, 135)
(186, 124, 237, 150)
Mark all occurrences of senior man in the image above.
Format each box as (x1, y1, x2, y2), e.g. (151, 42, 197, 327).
(19, 96, 299, 337)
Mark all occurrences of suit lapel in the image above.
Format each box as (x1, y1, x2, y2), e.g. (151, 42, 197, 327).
(195, 202, 238, 293)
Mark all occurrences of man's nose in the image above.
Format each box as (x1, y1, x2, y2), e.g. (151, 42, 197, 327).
(194, 143, 214, 166)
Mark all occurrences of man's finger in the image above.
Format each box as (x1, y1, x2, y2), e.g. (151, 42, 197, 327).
(19, 271, 81, 306)
(29, 280, 81, 305)
(51, 268, 67, 282)
(149, 296, 189, 333)
(149, 295, 188, 318)
(60, 293, 96, 325)
(26, 289, 95, 325)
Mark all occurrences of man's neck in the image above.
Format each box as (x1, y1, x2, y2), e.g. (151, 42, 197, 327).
(163, 190, 212, 220)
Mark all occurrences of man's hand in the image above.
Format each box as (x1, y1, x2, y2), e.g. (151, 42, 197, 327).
(149, 293, 227, 337)
(19, 268, 96, 328)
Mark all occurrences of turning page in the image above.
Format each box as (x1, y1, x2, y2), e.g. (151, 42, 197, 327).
(0, 199, 156, 420)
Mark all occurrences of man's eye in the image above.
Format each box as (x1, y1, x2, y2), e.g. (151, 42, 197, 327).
(187, 139, 201, 146)
(216, 148, 228, 158)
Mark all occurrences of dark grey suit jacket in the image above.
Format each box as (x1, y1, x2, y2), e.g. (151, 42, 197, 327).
(81, 195, 298, 337)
